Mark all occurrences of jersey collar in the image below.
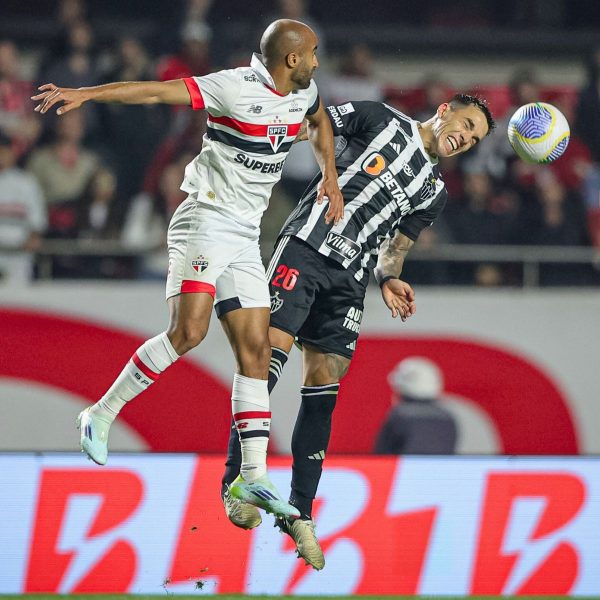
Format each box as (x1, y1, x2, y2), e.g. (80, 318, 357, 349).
(250, 53, 286, 96)
(412, 120, 439, 165)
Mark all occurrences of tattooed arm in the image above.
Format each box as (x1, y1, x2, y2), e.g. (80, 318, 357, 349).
(374, 231, 416, 320)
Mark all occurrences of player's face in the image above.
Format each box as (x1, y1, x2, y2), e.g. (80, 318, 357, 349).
(432, 103, 489, 158)
(291, 34, 319, 89)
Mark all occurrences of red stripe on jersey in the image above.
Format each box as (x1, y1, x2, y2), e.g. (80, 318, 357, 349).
(208, 115, 302, 138)
(132, 352, 160, 380)
(183, 77, 205, 110)
(181, 280, 216, 296)
(264, 84, 285, 97)
(234, 411, 272, 420)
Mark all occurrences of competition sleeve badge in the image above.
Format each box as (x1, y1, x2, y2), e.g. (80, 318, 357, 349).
(191, 256, 209, 273)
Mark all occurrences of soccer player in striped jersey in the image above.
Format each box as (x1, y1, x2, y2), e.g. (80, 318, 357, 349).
(221, 95, 495, 568)
(32, 19, 343, 522)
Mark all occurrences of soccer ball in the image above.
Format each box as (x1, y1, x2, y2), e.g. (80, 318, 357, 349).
(507, 102, 570, 164)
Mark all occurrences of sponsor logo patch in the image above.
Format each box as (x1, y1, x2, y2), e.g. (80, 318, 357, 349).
(325, 232, 361, 262)
(289, 99, 303, 113)
(362, 152, 387, 176)
(338, 102, 355, 115)
(343, 307, 363, 333)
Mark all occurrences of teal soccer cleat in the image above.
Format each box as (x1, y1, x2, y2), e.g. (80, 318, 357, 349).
(76, 407, 111, 465)
(229, 473, 301, 520)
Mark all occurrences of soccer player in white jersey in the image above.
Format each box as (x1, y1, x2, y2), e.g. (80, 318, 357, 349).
(32, 19, 343, 521)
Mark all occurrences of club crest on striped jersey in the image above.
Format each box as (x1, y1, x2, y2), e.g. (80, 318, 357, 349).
(270, 291, 284, 313)
(420, 174, 438, 201)
(267, 124, 289, 152)
(191, 255, 208, 273)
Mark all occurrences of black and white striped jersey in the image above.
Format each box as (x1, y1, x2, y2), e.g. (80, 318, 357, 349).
(280, 101, 448, 282)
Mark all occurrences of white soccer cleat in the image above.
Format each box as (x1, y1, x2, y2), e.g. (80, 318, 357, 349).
(76, 407, 111, 465)
(276, 516, 325, 570)
(223, 489, 262, 530)
(229, 473, 301, 520)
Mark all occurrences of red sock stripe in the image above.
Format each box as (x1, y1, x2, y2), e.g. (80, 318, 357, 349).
(132, 352, 160, 381)
(234, 411, 271, 421)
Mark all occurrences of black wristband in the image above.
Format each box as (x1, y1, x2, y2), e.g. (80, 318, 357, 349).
(378, 275, 397, 288)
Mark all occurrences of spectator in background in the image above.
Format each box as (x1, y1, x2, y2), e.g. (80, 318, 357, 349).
(575, 47, 600, 164)
(99, 37, 167, 199)
(42, 20, 101, 136)
(374, 357, 457, 455)
(157, 21, 212, 83)
(26, 109, 102, 238)
(323, 44, 383, 105)
(0, 133, 46, 283)
(0, 40, 42, 158)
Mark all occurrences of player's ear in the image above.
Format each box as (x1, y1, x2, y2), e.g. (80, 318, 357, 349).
(286, 52, 299, 68)
(437, 102, 451, 118)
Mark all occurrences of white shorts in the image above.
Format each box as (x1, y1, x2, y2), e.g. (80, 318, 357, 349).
(166, 197, 270, 316)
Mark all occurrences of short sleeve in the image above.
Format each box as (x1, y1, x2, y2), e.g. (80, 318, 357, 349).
(183, 69, 241, 116)
(325, 101, 388, 137)
(397, 189, 448, 241)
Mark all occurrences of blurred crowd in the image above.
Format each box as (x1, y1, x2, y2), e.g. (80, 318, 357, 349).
(1, 0, 600, 285)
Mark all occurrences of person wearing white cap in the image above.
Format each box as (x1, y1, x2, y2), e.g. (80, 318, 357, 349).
(374, 357, 457, 454)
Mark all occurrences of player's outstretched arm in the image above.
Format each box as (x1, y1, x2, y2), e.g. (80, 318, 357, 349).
(305, 101, 344, 225)
(32, 79, 191, 116)
(374, 231, 416, 321)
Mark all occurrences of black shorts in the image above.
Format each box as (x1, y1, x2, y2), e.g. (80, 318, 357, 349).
(267, 236, 367, 359)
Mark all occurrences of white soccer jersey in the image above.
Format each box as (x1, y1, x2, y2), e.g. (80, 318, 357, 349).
(182, 53, 320, 227)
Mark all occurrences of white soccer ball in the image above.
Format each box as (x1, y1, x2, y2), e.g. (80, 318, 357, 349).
(507, 102, 570, 164)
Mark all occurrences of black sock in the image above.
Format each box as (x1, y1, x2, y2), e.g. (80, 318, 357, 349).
(221, 347, 289, 496)
(289, 383, 339, 519)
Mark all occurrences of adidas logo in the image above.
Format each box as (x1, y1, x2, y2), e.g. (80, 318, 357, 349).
(346, 340, 356, 351)
(390, 142, 402, 154)
(308, 450, 326, 460)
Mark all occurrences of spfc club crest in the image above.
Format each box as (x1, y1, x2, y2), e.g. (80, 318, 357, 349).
(191, 256, 209, 273)
(267, 124, 288, 152)
(270, 291, 284, 313)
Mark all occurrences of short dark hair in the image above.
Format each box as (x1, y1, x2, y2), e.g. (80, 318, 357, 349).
(449, 93, 496, 136)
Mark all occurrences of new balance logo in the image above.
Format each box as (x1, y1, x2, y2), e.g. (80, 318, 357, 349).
(307, 450, 326, 460)
(247, 104, 263, 114)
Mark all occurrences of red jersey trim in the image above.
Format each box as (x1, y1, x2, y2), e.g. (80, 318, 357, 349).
(263, 83, 286, 97)
(132, 352, 160, 380)
(183, 77, 205, 110)
(208, 115, 302, 137)
(180, 280, 216, 297)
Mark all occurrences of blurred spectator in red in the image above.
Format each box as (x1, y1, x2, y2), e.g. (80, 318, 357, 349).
(26, 110, 102, 237)
(99, 37, 168, 199)
(0, 133, 46, 283)
(157, 21, 212, 82)
(0, 40, 42, 158)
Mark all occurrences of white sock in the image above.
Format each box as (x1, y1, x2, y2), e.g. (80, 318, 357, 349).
(91, 332, 179, 423)
(232, 373, 270, 482)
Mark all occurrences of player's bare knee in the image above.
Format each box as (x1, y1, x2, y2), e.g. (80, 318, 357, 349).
(168, 321, 208, 354)
(304, 352, 349, 386)
(236, 339, 271, 379)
